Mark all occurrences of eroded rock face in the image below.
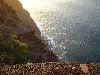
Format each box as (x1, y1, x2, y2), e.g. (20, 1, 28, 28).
(0, 0, 58, 62)
(0, 0, 31, 34)
(3, 0, 41, 37)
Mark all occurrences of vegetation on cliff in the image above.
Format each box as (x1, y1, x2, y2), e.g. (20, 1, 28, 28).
(0, 0, 58, 64)
(0, 32, 29, 64)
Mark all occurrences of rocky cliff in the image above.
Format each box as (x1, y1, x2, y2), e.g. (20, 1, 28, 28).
(3, 0, 40, 37)
(0, 0, 58, 62)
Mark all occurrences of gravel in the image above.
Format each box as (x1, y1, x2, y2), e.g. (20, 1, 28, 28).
(0, 62, 100, 75)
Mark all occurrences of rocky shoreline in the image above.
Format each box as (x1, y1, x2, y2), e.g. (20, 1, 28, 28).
(0, 62, 100, 75)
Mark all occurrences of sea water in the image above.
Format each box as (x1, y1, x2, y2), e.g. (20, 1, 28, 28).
(24, 0, 100, 63)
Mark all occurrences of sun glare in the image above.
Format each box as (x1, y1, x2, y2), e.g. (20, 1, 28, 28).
(19, 0, 50, 10)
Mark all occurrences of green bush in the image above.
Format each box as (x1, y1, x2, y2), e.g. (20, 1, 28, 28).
(0, 32, 29, 64)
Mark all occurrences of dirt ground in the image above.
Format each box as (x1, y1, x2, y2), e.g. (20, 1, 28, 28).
(0, 62, 100, 75)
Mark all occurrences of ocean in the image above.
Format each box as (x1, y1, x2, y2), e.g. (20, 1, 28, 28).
(22, 0, 100, 63)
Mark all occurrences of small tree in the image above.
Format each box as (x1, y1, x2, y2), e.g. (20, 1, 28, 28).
(0, 33, 29, 64)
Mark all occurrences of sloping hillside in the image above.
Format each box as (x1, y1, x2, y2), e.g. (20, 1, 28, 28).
(0, 0, 57, 62)
(3, 0, 40, 36)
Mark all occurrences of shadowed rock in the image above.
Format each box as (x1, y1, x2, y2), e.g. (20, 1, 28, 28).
(0, 0, 58, 62)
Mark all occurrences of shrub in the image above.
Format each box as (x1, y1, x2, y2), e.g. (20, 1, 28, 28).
(0, 32, 29, 64)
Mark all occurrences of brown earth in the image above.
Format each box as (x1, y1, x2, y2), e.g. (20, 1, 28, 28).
(0, 62, 100, 75)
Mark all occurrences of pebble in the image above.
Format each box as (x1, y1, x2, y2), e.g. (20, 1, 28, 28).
(0, 62, 99, 75)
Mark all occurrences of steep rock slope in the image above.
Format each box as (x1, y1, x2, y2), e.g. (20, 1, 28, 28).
(0, 0, 57, 62)
(3, 0, 40, 37)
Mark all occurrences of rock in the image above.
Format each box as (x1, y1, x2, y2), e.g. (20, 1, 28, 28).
(0, 62, 87, 75)
(3, 0, 41, 37)
(0, 0, 58, 62)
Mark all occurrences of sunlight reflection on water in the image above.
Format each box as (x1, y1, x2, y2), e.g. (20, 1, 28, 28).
(20, 0, 100, 63)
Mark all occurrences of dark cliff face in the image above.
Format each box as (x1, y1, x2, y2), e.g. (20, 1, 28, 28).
(3, 0, 41, 37)
(0, 0, 31, 34)
(0, 0, 58, 62)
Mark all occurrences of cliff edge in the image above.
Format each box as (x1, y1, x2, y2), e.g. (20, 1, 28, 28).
(0, 0, 58, 62)
(3, 0, 40, 37)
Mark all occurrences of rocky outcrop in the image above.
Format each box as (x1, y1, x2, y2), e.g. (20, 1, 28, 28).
(3, 0, 41, 37)
(0, 0, 58, 62)
(0, 0, 30, 34)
